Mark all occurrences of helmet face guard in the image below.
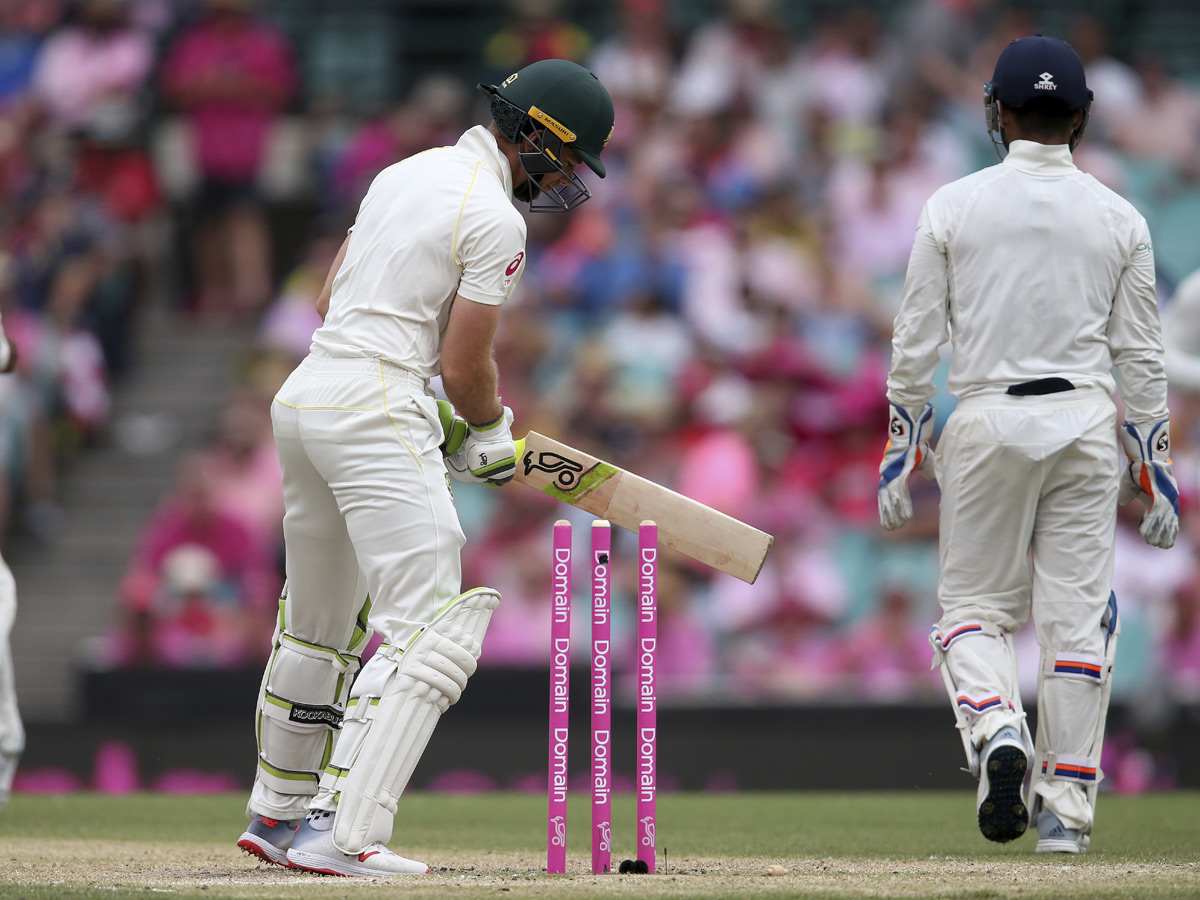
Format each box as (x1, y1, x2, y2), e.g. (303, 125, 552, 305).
(983, 82, 1091, 160)
(486, 90, 592, 212)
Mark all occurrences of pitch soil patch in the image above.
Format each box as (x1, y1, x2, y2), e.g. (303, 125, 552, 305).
(1, 839, 1197, 899)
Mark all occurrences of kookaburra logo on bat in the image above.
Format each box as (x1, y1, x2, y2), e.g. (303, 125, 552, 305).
(523, 449, 586, 489)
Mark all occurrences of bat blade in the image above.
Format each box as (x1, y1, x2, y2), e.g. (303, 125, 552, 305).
(514, 431, 773, 584)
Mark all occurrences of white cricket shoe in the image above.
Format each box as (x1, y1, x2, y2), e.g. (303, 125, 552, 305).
(237, 813, 299, 866)
(1035, 808, 1087, 853)
(976, 727, 1029, 843)
(286, 810, 430, 876)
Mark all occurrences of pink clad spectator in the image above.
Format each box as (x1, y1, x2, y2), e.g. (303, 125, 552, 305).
(31, 0, 153, 133)
(112, 454, 280, 667)
(161, 0, 297, 319)
(1069, 13, 1142, 143)
(1163, 572, 1200, 702)
(645, 555, 716, 696)
(1110, 54, 1200, 181)
(257, 231, 339, 362)
(468, 528, 551, 668)
(826, 108, 958, 287)
(121, 454, 278, 617)
(791, 5, 897, 131)
(199, 393, 284, 554)
(670, 0, 791, 119)
(836, 586, 939, 701)
(162, 0, 295, 189)
(587, 0, 676, 150)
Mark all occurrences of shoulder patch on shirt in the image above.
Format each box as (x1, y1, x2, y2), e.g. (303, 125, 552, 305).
(1135, 241, 1152, 254)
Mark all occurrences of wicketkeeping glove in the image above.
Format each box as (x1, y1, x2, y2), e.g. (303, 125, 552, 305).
(436, 400, 468, 455)
(447, 406, 517, 486)
(878, 402, 935, 531)
(1119, 419, 1180, 549)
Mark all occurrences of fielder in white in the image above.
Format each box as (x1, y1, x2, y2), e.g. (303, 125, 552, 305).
(0, 325, 20, 811)
(235, 59, 614, 876)
(1161, 267, 1200, 394)
(878, 36, 1179, 853)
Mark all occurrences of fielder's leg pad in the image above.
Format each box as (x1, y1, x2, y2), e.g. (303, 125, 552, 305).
(331, 587, 500, 853)
(1029, 593, 1119, 837)
(929, 621, 1030, 777)
(976, 728, 1029, 844)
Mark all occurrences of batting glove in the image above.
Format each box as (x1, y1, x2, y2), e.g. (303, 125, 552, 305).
(878, 402, 935, 531)
(1119, 419, 1180, 549)
(447, 406, 517, 486)
(436, 400, 468, 455)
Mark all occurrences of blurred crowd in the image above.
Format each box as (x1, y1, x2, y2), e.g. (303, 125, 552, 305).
(5, 0, 1199, 725)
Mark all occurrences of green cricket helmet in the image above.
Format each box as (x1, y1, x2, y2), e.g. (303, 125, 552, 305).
(479, 59, 615, 211)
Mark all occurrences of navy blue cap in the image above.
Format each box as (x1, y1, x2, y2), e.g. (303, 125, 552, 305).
(991, 35, 1092, 110)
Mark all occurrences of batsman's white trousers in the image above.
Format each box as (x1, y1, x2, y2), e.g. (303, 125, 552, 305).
(0, 556, 21, 759)
(249, 354, 465, 818)
(934, 387, 1117, 829)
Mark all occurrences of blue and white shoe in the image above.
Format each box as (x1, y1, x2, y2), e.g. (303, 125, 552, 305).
(1035, 808, 1086, 853)
(286, 810, 430, 876)
(976, 727, 1029, 843)
(237, 813, 299, 866)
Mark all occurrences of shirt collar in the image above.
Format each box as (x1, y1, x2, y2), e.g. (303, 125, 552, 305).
(456, 125, 514, 200)
(1001, 139, 1078, 176)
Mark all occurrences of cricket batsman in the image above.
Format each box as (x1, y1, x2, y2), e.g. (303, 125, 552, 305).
(878, 36, 1177, 853)
(235, 59, 614, 875)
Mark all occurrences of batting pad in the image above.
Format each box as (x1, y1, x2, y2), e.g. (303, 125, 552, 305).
(253, 630, 363, 808)
(330, 587, 500, 853)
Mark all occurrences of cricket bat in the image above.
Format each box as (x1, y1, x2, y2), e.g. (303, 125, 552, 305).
(513, 431, 774, 584)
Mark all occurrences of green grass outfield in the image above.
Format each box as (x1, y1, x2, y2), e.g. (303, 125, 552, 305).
(0, 791, 1197, 899)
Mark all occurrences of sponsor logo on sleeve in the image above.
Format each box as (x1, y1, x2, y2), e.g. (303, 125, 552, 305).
(504, 251, 524, 288)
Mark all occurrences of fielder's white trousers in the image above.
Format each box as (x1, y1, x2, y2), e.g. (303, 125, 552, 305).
(934, 388, 1117, 830)
(248, 354, 465, 818)
(0, 556, 21, 758)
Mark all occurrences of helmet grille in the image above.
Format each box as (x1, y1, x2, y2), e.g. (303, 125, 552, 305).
(490, 94, 528, 143)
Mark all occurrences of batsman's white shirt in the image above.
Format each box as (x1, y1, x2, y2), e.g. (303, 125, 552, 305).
(275, 125, 527, 646)
(311, 125, 528, 375)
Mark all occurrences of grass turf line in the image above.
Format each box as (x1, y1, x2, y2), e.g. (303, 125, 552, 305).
(0, 791, 1196, 900)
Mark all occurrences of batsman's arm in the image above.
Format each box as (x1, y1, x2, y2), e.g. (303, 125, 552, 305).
(440, 296, 504, 427)
(316, 232, 350, 321)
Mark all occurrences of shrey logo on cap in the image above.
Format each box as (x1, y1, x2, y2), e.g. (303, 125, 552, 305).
(1035, 72, 1057, 91)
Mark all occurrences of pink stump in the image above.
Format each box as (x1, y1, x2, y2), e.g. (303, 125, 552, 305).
(637, 521, 658, 872)
(547, 520, 572, 874)
(590, 520, 612, 874)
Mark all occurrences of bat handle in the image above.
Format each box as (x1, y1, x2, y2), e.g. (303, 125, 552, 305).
(514, 436, 526, 460)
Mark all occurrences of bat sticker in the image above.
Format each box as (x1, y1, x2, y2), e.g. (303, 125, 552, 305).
(522, 448, 616, 502)
(522, 449, 586, 488)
